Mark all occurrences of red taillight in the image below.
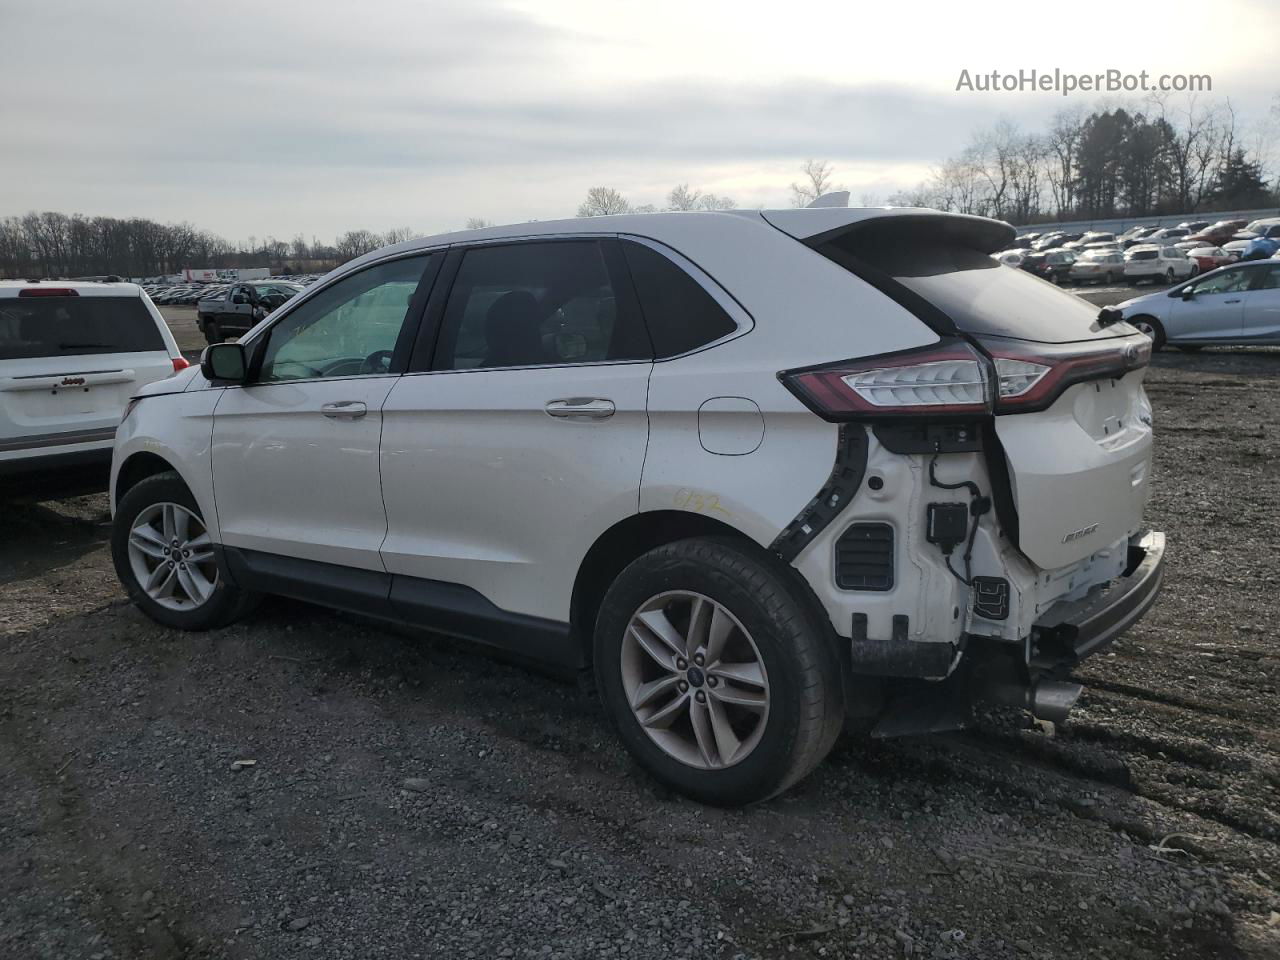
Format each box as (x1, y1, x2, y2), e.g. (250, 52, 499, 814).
(18, 287, 79, 297)
(979, 335, 1151, 413)
(779, 339, 993, 421)
(171, 356, 191, 372)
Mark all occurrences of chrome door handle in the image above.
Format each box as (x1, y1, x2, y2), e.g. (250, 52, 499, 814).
(544, 398, 616, 420)
(1224, 298, 1241, 303)
(321, 400, 367, 420)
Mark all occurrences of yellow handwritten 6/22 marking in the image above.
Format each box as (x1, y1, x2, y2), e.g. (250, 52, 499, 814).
(673, 489, 731, 518)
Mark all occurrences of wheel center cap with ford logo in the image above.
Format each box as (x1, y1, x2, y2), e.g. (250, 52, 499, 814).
(686, 666, 706, 687)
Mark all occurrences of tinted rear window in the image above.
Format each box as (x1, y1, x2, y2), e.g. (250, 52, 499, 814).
(621, 240, 737, 357)
(821, 232, 1113, 343)
(0, 295, 164, 360)
(1129, 250, 1157, 261)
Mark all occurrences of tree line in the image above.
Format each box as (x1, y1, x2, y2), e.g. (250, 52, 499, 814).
(5, 94, 1275, 278)
(884, 95, 1278, 223)
(0, 212, 418, 280)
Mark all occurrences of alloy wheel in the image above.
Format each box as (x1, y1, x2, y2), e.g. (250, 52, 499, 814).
(620, 590, 770, 770)
(127, 502, 217, 611)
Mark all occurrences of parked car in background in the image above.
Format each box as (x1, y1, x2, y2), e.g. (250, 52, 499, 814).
(1143, 227, 1191, 245)
(1116, 259, 1280, 349)
(1222, 239, 1252, 260)
(1069, 248, 1126, 284)
(1063, 231, 1116, 250)
(1121, 226, 1159, 248)
(1176, 221, 1210, 233)
(1240, 217, 1280, 239)
(1186, 246, 1235, 273)
(1019, 249, 1075, 284)
(1124, 245, 1197, 284)
(1241, 235, 1280, 261)
(1184, 221, 1246, 247)
(196, 280, 303, 343)
(110, 207, 1164, 805)
(1, 280, 187, 497)
(994, 249, 1026, 267)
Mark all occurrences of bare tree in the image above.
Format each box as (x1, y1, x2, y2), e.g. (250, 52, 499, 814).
(464, 217, 495, 230)
(333, 229, 382, 262)
(382, 227, 416, 245)
(577, 187, 631, 217)
(789, 160, 843, 207)
(1044, 107, 1085, 216)
(667, 184, 736, 211)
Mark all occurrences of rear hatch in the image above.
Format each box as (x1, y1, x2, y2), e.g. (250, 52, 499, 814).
(768, 210, 1154, 572)
(0, 292, 174, 451)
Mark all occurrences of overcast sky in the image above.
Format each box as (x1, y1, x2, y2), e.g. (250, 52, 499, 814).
(4, 0, 1278, 242)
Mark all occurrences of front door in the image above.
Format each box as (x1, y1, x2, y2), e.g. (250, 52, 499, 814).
(379, 239, 653, 625)
(211, 254, 435, 571)
(1167, 266, 1251, 343)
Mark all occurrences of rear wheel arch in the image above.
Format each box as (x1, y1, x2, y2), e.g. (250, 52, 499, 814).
(570, 511, 841, 670)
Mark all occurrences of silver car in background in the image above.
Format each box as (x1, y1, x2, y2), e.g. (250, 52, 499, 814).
(1115, 259, 1280, 349)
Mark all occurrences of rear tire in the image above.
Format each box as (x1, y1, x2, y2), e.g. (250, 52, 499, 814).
(1129, 315, 1166, 350)
(594, 537, 843, 805)
(112, 472, 258, 631)
(1164, 268, 1175, 284)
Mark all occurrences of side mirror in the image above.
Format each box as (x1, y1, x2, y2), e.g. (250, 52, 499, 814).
(200, 342, 248, 383)
(1180, 287, 1196, 300)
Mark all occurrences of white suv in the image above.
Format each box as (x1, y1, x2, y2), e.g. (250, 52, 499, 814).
(1, 280, 187, 497)
(1124, 244, 1197, 285)
(110, 209, 1166, 804)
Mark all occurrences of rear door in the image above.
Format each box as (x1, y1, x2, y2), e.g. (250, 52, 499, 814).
(1238, 263, 1280, 344)
(210, 254, 434, 571)
(379, 238, 652, 626)
(0, 291, 173, 453)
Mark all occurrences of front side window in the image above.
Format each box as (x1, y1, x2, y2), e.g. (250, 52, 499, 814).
(1189, 268, 1252, 296)
(257, 255, 429, 382)
(433, 240, 649, 371)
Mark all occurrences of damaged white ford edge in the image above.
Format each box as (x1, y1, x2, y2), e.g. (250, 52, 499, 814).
(110, 207, 1166, 804)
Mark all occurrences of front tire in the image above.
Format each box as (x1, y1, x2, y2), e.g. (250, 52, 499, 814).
(594, 537, 843, 805)
(203, 319, 222, 345)
(1129, 315, 1167, 350)
(112, 472, 257, 630)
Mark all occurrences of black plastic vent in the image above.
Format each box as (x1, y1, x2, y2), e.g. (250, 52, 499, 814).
(835, 523, 894, 591)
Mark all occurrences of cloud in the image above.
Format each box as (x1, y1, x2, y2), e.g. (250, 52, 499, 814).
(3, 0, 1276, 241)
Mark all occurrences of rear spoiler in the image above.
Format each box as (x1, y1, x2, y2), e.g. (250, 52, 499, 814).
(762, 209, 1017, 254)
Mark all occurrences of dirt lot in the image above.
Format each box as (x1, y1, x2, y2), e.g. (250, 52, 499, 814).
(3, 296, 1279, 958)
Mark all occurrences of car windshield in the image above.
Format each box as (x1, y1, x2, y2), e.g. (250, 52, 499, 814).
(0, 295, 164, 359)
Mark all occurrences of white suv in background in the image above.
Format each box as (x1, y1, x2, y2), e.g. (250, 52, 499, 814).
(1, 280, 187, 497)
(1124, 244, 1197, 285)
(110, 209, 1166, 804)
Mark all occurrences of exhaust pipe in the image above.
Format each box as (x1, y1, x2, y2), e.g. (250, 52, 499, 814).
(983, 678, 1082, 723)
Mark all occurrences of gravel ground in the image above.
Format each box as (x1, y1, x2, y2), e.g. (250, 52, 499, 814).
(3, 293, 1279, 959)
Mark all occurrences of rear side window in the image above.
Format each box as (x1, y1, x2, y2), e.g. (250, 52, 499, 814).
(621, 240, 737, 358)
(434, 240, 650, 371)
(820, 228, 1111, 344)
(0, 296, 164, 360)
